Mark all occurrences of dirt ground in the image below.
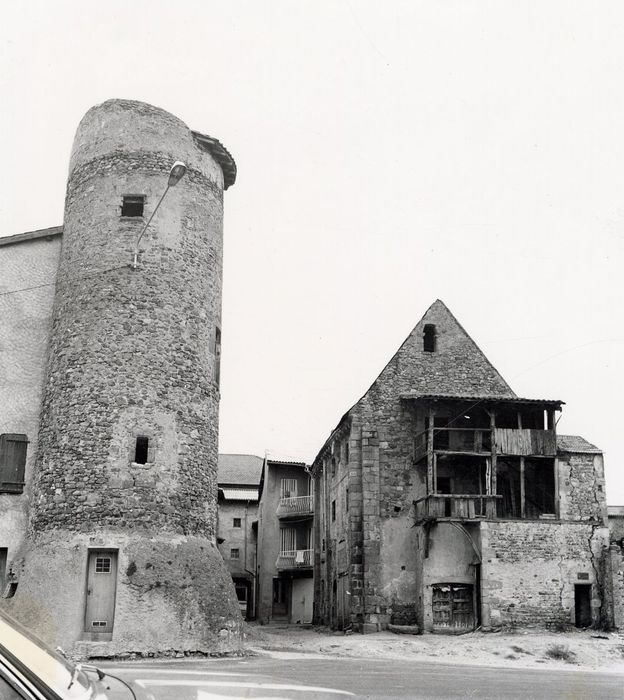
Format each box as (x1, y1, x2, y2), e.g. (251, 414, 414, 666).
(245, 623, 624, 673)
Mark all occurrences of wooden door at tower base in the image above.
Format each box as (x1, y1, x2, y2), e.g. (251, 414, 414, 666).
(432, 583, 474, 633)
(84, 551, 118, 634)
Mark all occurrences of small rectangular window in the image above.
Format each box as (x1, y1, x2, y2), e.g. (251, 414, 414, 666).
(95, 557, 112, 574)
(121, 195, 145, 217)
(233, 517, 242, 528)
(0, 434, 28, 494)
(230, 548, 240, 559)
(134, 436, 149, 464)
(423, 324, 437, 352)
(331, 500, 336, 522)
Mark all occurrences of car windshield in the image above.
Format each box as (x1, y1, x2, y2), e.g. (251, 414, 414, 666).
(0, 611, 93, 699)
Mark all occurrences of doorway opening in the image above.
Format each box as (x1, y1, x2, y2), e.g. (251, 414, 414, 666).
(272, 577, 289, 618)
(574, 584, 592, 628)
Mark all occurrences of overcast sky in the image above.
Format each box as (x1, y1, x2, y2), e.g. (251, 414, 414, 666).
(2, 1, 623, 503)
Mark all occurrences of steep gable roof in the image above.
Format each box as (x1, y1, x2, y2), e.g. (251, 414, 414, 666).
(217, 453, 264, 486)
(313, 300, 517, 467)
(362, 299, 515, 401)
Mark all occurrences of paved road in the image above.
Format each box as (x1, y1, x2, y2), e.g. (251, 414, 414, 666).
(101, 655, 624, 699)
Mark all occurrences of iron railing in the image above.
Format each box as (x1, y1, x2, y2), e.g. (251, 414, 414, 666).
(276, 494, 314, 518)
(276, 549, 313, 569)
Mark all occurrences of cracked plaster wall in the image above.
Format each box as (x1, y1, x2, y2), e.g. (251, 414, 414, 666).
(0, 234, 60, 567)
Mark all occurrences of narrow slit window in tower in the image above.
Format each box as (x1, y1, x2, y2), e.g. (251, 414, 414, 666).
(423, 324, 437, 352)
(121, 195, 145, 217)
(134, 436, 149, 464)
(214, 326, 222, 387)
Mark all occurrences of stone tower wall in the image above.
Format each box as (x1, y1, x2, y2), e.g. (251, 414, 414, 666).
(32, 100, 223, 535)
(6, 100, 241, 656)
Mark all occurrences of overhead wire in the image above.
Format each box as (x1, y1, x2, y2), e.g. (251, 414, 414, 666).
(0, 263, 131, 298)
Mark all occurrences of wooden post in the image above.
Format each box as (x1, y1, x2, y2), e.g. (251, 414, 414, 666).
(547, 409, 555, 430)
(520, 456, 525, 519)
(490, 410, 497, 498)
(427, 408, 435, 495)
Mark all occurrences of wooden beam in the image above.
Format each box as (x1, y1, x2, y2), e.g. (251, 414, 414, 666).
(520, 456, 525, 519)
(490, 410, 497, 498)
(427, 408, 435, 495)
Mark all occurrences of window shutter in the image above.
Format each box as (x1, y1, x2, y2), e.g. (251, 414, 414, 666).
(0, 434, 28, 493)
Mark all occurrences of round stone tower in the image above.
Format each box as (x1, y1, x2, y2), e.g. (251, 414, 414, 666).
(13, 99, 241, 655)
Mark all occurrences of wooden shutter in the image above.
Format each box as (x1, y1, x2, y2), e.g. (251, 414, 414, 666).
(0, 434, 28, 493)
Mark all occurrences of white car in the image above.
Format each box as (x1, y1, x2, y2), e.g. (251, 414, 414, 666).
(0, 611, 148, 700)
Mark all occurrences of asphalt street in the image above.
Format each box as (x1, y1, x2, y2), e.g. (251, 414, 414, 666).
(101, 655, 624, 700)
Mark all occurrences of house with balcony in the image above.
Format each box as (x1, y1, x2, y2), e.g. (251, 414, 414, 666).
(256, 458, 314, 624)
(312, 300, 611, 634)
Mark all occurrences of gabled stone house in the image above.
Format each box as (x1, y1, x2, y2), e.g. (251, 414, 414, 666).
(312, 300, 611, 633)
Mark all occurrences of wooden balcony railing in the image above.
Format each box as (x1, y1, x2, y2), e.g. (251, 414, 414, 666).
(494, 429, 556, 456)
(276, 494, 314, 518)
(414, 494, 501, 521)
(414, 428, 556, 461)
(276, 549, 313, 569)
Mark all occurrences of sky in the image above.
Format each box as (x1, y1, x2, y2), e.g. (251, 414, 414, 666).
(1, 1, 623, 503)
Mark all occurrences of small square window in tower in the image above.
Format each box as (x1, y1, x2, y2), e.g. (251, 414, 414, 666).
(134, 436, 149, 464)
(423, 324, 437, 352)
(121, 195, 145, 217)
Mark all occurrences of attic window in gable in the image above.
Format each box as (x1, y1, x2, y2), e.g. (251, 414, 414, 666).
(423, 324, 437, 352)
(121, 195, 145, 217)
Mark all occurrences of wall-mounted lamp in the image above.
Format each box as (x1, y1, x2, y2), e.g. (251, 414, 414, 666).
(131, 160, 187, 270)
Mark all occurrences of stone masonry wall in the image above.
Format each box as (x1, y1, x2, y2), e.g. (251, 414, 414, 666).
(607, 544, 624, 629)
(32, 100, 224, 536)
(351, 301, 514, 628)
(314, 300, 515, 630)
(481, 520, 610, 628)
(558, 452, 608, 522)
(8, 99, 242, 654)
